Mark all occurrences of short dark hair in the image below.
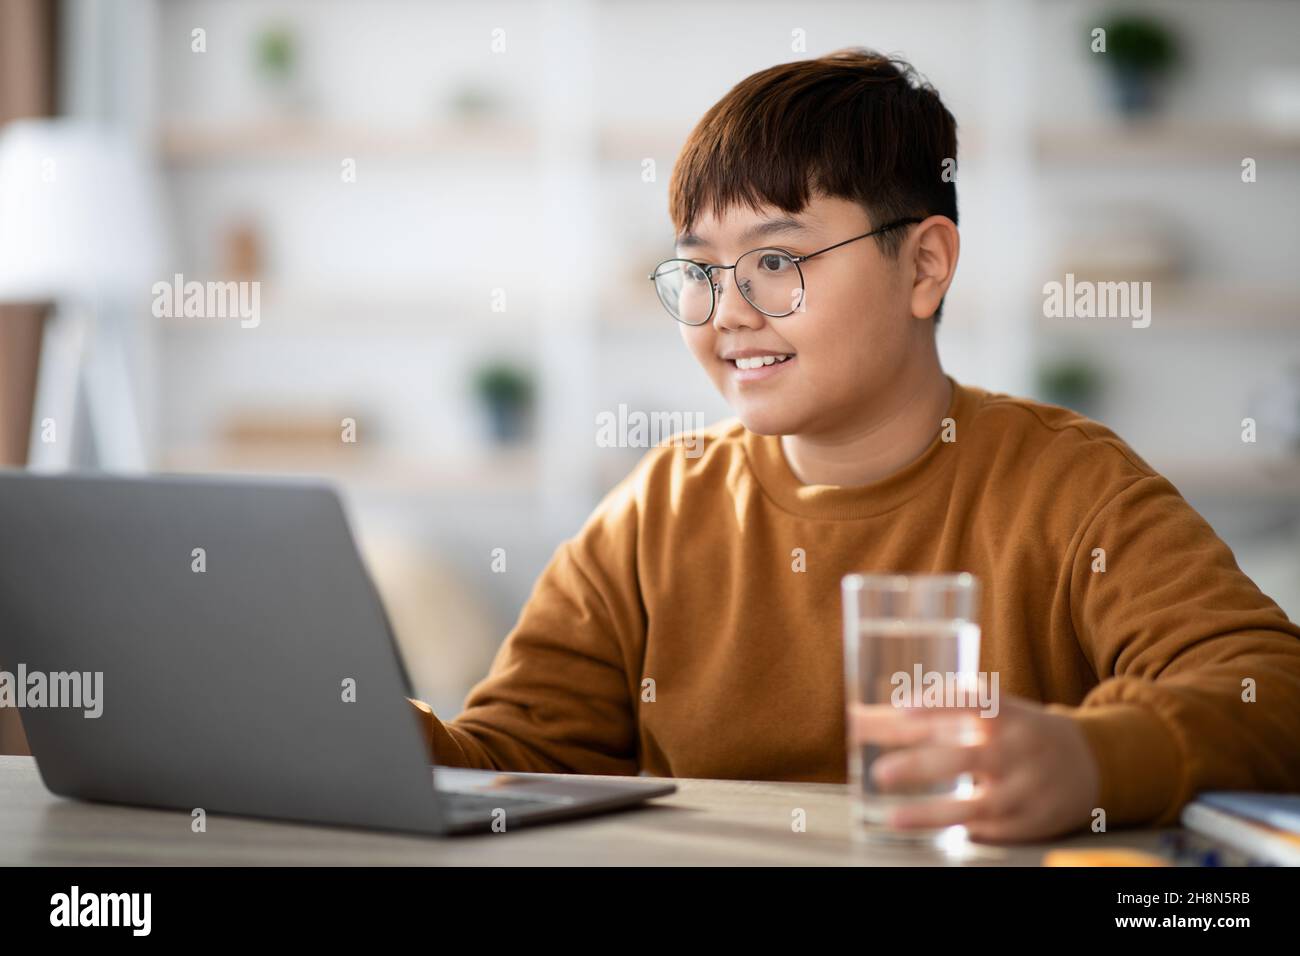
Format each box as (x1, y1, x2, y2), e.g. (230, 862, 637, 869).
(668, 48, 958, 321)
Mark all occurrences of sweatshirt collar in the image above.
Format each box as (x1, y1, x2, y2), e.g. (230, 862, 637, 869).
(741, 376, 980, 519)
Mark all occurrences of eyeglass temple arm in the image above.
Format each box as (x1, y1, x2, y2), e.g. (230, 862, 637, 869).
(649, 215, 924, 275)
(792, 217, 925, 263)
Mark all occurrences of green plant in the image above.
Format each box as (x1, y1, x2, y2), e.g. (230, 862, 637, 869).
(473, 362, 533, 407)
(1100, 14, 1178, 74)
(256, 26, 296, 80)
(449, 84, 499, 119)
(1037, 359, 1101, 411)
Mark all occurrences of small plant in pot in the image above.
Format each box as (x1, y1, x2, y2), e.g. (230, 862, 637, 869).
(1037, 358, 1102, 417)
(473, 361, 534, 445)
(1095, 13, 1179, 118)
(253, 24, 308, 115)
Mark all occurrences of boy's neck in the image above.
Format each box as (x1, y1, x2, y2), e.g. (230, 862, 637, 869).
(779, 361, 953, 488)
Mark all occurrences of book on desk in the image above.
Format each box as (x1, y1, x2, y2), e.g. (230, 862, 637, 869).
(1178, 792, 1300, 866)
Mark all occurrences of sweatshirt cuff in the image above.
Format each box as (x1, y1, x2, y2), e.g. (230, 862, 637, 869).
(1045, 701, 1185, 828)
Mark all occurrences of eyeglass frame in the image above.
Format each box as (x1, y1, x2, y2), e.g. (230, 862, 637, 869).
(647, 217, 924, 326)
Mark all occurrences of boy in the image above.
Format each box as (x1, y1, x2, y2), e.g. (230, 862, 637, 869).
(408, 48, 1300, 842)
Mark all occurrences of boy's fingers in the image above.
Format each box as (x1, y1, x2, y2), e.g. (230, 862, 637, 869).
(848, 704, 937, 746)
(891, 770, 1033, 833)
(890, 794, 982, 829)
(848, 703, 986, 746)
(871, 742, 985, 789)
(889, 776, 1025, 830)
(406, 697, 436, 758)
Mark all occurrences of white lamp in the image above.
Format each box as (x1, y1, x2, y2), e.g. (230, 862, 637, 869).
(0, 119, 164, 469)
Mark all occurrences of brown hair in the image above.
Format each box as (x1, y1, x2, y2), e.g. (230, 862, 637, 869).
(668, 47, 958, 318)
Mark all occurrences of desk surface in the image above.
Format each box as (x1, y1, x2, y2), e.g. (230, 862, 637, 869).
(0, 756, 1173, 866)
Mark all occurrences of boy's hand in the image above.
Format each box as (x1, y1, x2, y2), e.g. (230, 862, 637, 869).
(406, 697, 437, 760)
(850, 695, 1100, 843)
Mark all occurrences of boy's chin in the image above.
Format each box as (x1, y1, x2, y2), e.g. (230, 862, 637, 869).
(733, 405, 803, 437)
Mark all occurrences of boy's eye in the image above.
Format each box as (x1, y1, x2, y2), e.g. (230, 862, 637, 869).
(683, 263, 710, 283)
(756, 253, 794, 273)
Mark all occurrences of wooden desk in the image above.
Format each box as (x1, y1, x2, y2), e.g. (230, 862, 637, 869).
(0, 755, 1174, 866)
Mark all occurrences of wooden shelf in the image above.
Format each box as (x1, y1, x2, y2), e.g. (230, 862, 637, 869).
(159, 443, 540, 495)
(1035, 281, 1300, 334)
(597, 123, 689, 162)
(1157, 456, 1300, 499)
(169, 118, 1006, 168)
(157, 119, 539, 162)
(155, 282, 541, 333)
(595, 122, 992, 164)
(1035, 121, 1300, 163)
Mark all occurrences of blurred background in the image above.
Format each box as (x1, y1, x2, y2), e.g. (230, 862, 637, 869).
(0, 0, 1297, 742)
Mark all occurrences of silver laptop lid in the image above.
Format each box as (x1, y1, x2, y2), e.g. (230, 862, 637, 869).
(0, 471, 445, 834)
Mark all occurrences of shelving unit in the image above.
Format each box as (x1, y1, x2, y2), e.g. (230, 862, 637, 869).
(1025, 16, 1300, 511)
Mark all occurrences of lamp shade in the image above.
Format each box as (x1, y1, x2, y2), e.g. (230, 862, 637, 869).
(0, 119, 163, 303)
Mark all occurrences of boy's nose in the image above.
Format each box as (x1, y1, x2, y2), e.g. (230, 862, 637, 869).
(711, 271, 765, 332)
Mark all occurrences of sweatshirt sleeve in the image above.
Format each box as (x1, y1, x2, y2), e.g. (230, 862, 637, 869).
(406, 470, 647, 776)
(1046, 474, 1300, 827)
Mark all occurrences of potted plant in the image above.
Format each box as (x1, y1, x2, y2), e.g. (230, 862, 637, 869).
(473, 362, 534, 444)
(253, 25, 307, 115)
(1037, 359, 1102, 417)
(1095, 13, 1179, 117)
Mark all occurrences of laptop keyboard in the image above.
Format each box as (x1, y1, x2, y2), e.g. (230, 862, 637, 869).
(437, 790, 564, 824)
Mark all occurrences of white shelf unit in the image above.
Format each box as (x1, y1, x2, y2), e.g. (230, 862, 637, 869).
(139, 2, 619, 541)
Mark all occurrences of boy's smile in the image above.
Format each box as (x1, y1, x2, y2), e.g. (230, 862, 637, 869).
(720, 348, 797, 382)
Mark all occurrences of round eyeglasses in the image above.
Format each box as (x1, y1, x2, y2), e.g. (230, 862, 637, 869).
(648, 218, 922, 326)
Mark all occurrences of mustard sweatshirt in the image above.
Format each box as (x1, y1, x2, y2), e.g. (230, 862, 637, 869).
(410, 378, 1300, 827)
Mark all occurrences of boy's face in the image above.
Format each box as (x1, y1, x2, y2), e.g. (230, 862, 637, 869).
(676, 194, 918, 438)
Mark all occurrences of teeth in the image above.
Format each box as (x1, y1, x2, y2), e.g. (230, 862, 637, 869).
(733, 354, 792, 370)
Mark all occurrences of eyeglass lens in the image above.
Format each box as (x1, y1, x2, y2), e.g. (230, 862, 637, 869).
(653, 248, 803, 324)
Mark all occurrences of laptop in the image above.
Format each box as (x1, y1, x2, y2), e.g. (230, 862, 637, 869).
(0, 471, 675, 835)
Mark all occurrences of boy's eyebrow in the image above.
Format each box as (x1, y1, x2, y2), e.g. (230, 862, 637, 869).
(675, 215, 809, 251)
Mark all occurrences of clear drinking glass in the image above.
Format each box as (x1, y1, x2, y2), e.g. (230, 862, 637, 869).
(842, 573, 983, 850)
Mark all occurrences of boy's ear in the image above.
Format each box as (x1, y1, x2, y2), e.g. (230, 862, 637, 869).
(909, 215, 959, 321)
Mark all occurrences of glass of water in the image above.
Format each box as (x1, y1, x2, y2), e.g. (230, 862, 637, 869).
(842, 573, 982, 849)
